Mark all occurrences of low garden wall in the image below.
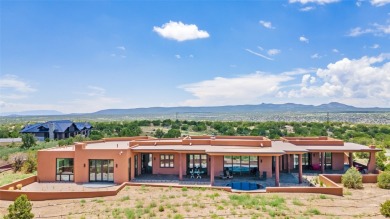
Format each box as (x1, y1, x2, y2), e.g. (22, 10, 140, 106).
(0, 177, 128, 201)
(322, 174, 379, 184)
(0, 173, 381, 201)
(267, 174, 343, 196)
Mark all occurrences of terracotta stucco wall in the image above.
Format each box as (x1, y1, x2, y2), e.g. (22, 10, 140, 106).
(311, 152, 320, 165)
(152, 153, 181, 175)
(332, 153, 345, 170)
(74, 145, 129, 184)
(37, 150, 75, 182)
(213, 155, 224, 175)
(259, 156, 273, 178)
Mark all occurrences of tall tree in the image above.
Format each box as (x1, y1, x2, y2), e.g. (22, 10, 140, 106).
(21, 134, 36, 150)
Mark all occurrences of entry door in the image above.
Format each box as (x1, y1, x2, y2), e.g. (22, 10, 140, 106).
(141, 153, 153, 174)
(89, 159, 114, 182)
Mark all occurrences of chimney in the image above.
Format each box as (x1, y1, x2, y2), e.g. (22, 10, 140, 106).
(49, 122, 55, 140)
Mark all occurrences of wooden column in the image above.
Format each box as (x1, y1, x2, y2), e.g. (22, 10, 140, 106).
(287, 154, 290, 173)
(179, 153, 183, 181)
(210, 155, 215, 186)
(130, 154, 135, 180)
(349, 152, 353, 168)
(321, 152, 325, 174)
(275, 156, 280, 187)
(298, 154, 303, 184)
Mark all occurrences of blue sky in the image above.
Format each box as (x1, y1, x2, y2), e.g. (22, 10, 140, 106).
(1, 0, 389, 113)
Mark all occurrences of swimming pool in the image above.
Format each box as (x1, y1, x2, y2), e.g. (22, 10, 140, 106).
(227, 182, 264, 190)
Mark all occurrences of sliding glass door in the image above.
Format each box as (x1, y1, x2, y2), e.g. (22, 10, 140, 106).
(187, 154, 208, 174)
(89, 159, 114, 182)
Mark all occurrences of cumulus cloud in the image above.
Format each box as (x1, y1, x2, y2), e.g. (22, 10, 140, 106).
(116, 46, 126, 51)
(347, 22, 390, 37)
(179, 72, 292, 106)
(311, 53, 322, 59)
(267, 49, 281, 56)
(332, 49, 339, 53)
(370, 0, 390, 6)
(370, 44, 380, 49)
(259, 20, 275, 29)
(289, 0, 339, 4)
(153, 21, 210, 42)
(175, 54, 181, 59)
(300, 6, 316, 11)
(299, 36, 309, 43)
(0, 75, 36, 93)
(279, 54, 390, 106)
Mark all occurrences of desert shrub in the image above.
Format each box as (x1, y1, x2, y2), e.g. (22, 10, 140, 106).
(9, 153, 27, 173)
(378, 171, 390, 189)
(22, 152, 37, 173)
(380, 200, 390, 217)
(21, 134, 36, 150)
(4, 194, 34, 219)
(342, 167, 363, 189)
(158, 205, 164, 212)
(16, 184, 22, 190)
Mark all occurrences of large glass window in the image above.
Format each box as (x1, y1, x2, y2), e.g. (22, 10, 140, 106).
(223, 156, 258, 175)
(89, 159, 114, 182)
(160, 154, 174, 168)
(56, 158, 74, 181)
(187, 154, 207, 174)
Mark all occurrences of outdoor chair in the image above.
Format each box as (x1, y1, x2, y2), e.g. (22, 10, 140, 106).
(189, 169, 195, 179)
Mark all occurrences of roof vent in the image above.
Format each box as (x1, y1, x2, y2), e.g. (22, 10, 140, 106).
(154, 142, 157, 146)
(260, 143, 263, 147)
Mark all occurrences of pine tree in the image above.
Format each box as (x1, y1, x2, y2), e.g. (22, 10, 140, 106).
(4, 194, 34, 219)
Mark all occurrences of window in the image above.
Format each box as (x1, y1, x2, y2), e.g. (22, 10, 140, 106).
(56, 158, 74, 181)
(160, 154, 174, 168)
(223, 156, 258, 175)
(89, 159, 114, 182)
(187, 154, 208, 174)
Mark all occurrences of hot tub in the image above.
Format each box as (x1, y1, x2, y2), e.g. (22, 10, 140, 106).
(227, 182, 264, 190)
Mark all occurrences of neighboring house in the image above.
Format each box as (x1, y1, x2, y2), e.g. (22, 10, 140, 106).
(20, 120, 92, 141)
(36, 136, 380, 186)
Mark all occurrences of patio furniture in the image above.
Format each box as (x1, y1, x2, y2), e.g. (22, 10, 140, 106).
(189, 169, 195, 179)
(195, 169, 202, 179)
(259, 171, 267, 181)
(312, 164, 321, 171)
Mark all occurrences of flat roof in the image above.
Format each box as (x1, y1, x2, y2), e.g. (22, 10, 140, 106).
(39, 136, 381, 154)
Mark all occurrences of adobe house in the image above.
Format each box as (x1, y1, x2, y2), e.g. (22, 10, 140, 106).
(20, 120, 92, 141)
(37, 136, 380, 187)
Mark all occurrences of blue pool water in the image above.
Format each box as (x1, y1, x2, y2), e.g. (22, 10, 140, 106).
(227, 182, 264, 190)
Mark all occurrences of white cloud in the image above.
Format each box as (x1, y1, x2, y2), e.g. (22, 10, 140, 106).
(347, 23, 390, 37)
(245, 49, 274, 61)
(179, 72, 292, 106)
(370, 44, 380, 49)
(370, 0, 390, 6)
(116, 46, 126, 51)
(267, 49, 281, 56)
(86, 86, 106, 96)
(153, 21, 210, 42)
(257, 46, 264, 51)
(311, 53, 322, 59)
(175, 54, 181, 59)
(280, 54, 390, 106)
(189, 54, 194, 58)
(289, 0, 339, 4)
(0, 75, 36, 93)
(299, 36, 309, 43)
(332, 49, 339, 53)
(259, 20, 275, 29)
(356, 0, 363, 6)
(300, 6, 316, 11)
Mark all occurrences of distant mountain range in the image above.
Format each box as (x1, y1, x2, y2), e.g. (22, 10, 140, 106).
(1, 102, 389, 117)
(91, 102, 390, 115)
(0, 110, 64, 117)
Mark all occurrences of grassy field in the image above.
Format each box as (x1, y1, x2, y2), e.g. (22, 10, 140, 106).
(0, 183, 388, 218)
(0, 170, 35, 187)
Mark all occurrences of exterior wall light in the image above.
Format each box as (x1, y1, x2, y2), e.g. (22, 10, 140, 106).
(116, 164, 118, 168)
(83, 163, 86, 167)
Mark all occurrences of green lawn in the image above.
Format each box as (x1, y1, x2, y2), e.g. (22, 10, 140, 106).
(0, 171, 36, 187)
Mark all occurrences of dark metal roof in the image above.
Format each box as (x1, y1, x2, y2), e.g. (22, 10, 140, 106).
(20, 120, 92, 133)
